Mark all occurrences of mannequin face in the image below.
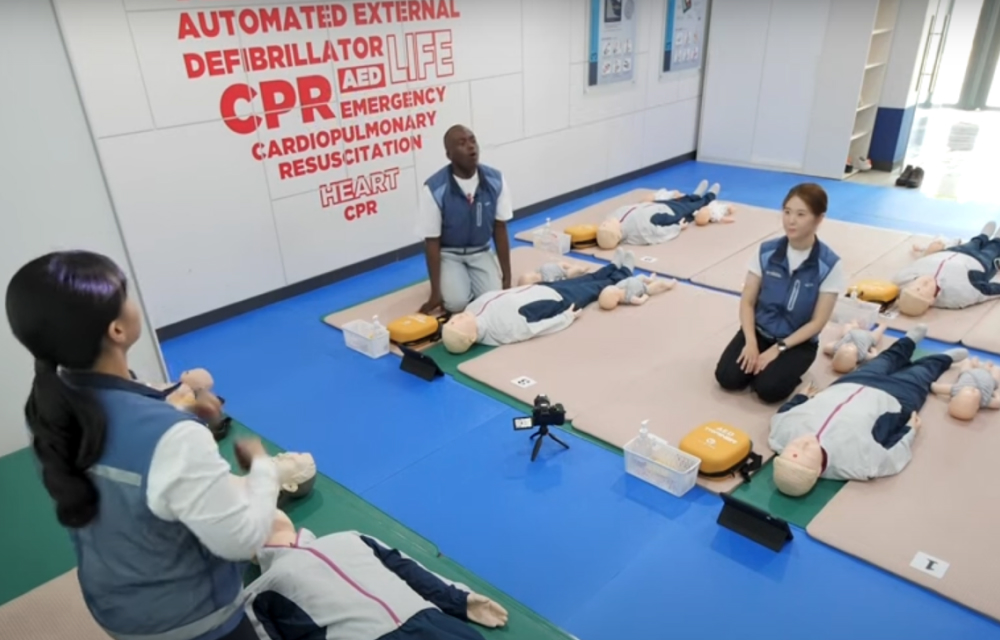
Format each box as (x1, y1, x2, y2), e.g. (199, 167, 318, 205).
(274, 453, 316, 492)
(596, 218, 622, 249)
(780, 434, 824, 473)
(782, 196, 822, 244)
(897, 277, 936, 316)
(442, 312, 478, 353)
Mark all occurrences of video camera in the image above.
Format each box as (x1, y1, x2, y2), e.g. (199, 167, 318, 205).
(513, 395, 566, 430)
(513, 395, 569, 461)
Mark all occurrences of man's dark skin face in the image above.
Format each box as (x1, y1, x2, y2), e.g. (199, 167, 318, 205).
(444, 126, 479, 179)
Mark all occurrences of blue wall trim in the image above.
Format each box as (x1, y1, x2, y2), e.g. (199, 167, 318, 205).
(870, 105, 916, 166)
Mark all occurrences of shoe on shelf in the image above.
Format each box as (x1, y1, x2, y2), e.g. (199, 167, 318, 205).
(905, 166, 924, 189)
(895, 164, 914, 186)
(855, 156, 872, 172)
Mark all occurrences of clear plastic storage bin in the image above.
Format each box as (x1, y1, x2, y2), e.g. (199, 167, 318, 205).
(832, 294, 882, 330)
(624, 425, 701, 498)
(342, 315, 390, 359)
(532, 218, 571, 255)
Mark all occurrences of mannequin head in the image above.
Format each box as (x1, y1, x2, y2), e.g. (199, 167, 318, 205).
(180, 368, 214, 391)
(897, 276, 937, 316)
(831, 343, 860, 374)
(772, 434, 824, 496)
(442, 312, 478, 354)
(781, 183, 827, 246)
(5, 250, 140, 529)
(596, 218, 623, 250)
(949, 388, 982, 421)
(274, 452, 316, 494)
(598, 285, 625, 310)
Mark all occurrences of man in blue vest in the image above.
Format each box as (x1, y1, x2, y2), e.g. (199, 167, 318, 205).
(415, 125, 513, 314)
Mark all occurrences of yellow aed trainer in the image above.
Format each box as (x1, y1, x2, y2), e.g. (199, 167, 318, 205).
(387, 313, 445, 347)
(564, 224, 598, 248)
(847, 279, 900, 304)
(679, 422, 762, 482)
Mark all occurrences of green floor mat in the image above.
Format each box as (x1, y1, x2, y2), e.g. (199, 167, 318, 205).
(728, 459, 845, 529)
(0, 446, 77, 606)
(0, 422, 573, 639)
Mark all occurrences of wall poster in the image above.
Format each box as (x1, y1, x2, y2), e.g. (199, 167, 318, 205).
(663, 0, 708, 73)
(588, 0, 637, 86)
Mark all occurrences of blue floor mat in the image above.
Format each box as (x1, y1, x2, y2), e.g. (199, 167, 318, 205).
(361, 407, 696, 627)
(562, 514, 1000, 640)
(159, 159, 1000, 639)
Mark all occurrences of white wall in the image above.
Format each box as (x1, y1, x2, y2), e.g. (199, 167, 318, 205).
(52, 0, 703, 329)
(0, 0, 167, 457)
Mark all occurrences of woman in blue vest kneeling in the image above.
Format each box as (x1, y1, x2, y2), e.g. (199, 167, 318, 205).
(714, 184, 845, 403)
(5, 251, 279, 640)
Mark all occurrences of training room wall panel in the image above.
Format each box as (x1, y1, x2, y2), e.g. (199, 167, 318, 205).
(0, 0, 167, 457)
(52, 0, 704, 329)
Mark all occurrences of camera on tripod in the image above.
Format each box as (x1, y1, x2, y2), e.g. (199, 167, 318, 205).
(513, 395, 569, 461)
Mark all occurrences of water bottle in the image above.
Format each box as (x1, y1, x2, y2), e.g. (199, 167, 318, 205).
(370, 315, 383, 339)
(635, 419, 653, 458)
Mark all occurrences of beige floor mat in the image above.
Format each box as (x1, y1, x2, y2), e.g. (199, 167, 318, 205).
(322, 247, 599, 354)
(0, 570, 110, 639)
(571, 321, 859, 493)
(807, 363, 1000, 623)
(847, 235, 1000, 344)
(515, 193, 781, 280)
(456, 281, 864, 492)
(690, 219, 913, 295)
(962, 302, 1000, 354)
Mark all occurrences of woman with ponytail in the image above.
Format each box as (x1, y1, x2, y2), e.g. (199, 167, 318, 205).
(5, 251, 278, 640)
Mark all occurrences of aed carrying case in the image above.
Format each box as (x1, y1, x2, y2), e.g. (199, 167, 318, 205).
(564, 224, 598, 249)
(387, 313, 448, 348)
(679, 422, 762, 482)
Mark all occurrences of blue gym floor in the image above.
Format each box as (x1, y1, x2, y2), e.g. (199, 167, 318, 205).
(162, 161, 1000, 639)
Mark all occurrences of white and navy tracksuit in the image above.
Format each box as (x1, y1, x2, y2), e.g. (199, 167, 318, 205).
(244, 529, 485, 640)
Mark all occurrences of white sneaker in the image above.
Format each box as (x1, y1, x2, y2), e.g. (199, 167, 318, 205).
(981, 221, 997, 238)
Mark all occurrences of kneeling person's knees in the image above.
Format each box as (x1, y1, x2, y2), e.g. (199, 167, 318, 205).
(753, 379, 795, 404)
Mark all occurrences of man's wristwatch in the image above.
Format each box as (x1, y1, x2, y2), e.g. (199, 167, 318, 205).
(776, 340, 788, 353)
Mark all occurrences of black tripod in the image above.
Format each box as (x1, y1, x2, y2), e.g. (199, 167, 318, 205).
(529, 423, 569, 461)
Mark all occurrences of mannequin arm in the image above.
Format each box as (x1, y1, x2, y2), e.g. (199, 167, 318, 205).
(930, 382, 953, 396)
(359, 535, 508, 628)
(988, 391, 1000, 410)
(527, 308, 577, 338)
(822, 341, 836, 356)
(875, 419, 917, 478)
(628, 294, 650, 305)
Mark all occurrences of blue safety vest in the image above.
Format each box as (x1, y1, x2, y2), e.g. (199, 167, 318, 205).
(424, 164, 503, 249)
(755, 237, 840, 341)
(63, 372, 245, 640)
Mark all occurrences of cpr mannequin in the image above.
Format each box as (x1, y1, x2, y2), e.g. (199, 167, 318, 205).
(598, 274, 677, 309)
(821, 320, 888, 374)
(769, 324, 967, 496)
(442, 249, 636, 353)
(930, 357, 1000, 420)
(517, 261, 590, 286)
(693, 201, 736, 226)
(595, 180, 721, 249)
(243, 510, 508, 639)
(893, 221, 1000, 316)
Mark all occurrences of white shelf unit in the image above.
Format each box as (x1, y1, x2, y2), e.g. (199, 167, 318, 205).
(698, 0, 899, 181)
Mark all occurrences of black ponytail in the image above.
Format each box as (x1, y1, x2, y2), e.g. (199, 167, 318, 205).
(6, 252, 128, 529)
